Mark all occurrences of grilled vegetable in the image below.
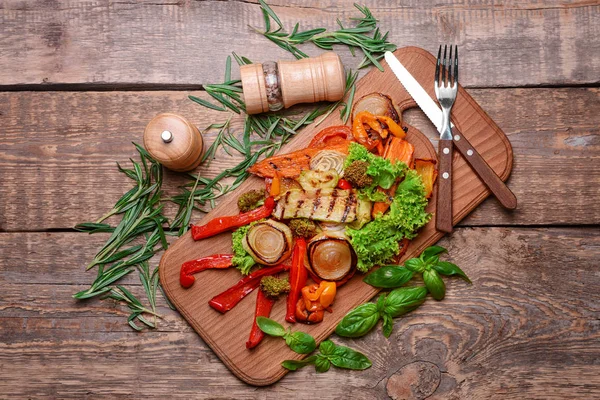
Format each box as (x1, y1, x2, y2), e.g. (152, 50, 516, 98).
(343, 160, 373, 188)
(260, 276, 291, 299)
(307, 233, 357, 281)
(297, 169, 339, 191)
(351, 93, 401, 124)
(272, 189, 371, 224)
(242, 220, 293, 266)
(414, 159, 438, 199)
(237, 189, 266, 213)
(288, 218, 319, 238)
(248, 142, 351, 179)
(309, 150, 346, 176)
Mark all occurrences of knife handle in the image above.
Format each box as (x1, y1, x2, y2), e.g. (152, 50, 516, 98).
(436, 138, 454, 233)
(451, 127, 517, 210)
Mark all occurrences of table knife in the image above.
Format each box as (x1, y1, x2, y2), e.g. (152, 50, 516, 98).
(384, 51, 518, 211)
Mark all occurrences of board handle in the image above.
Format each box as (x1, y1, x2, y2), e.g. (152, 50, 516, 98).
(436, 138, 453, 233)
(451, 127, 517, 210)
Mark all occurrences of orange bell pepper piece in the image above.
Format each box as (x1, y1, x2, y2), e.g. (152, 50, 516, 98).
(414, 159, 438, 199)
(376, 116, 406, 139)
(270, 171, 281, 197)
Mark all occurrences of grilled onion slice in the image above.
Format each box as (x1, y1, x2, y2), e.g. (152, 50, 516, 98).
(351, 93, 401, 123)
(242, 220, 293, 266)
(307, 234, 357, 281)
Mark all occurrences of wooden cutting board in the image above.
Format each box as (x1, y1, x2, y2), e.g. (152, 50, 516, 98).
(159, 47, 513, 386)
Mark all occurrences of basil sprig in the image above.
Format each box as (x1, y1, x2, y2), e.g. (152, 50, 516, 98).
(364, 245, 471, 300)
(336, 286, 428, 338)
(282, 340, 372, 373)
(256, 317, 316, 354)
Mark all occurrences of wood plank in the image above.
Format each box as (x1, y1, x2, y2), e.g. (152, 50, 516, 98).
(0, 87, 598, 231)
(1, 0, 599, 87)
(1, 227, 599, 397)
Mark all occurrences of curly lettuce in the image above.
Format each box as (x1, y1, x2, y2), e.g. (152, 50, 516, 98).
(231, 224, 256, 275)
(344, 142, 407, 200)
(347, 169, 431, 272)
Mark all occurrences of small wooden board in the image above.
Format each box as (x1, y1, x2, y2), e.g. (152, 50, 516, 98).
(159, 47, 513, 386)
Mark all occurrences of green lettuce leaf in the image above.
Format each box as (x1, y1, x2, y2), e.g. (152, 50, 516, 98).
(344, 142, 407, 191)
(231, 224, 255, 275)
(347, 169, 431, 272)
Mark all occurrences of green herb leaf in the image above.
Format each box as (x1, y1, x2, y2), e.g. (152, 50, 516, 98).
(423, 269, 446, 300)
(363, 266, 414, 288)
(383, 286, 428, 318)
(335, 302, 381, 338)
(256, 316, 286, 337)
(382, 313, 394, 338)
(404, 257, 426, 273)
(282, 355, 317, 371)
(284, 331, 317, 354)
(433, 261, 472, 284)
(421, 245, 447, 260)
(328, 345, 372, 370)
(319, 339, 336, 356)
(315, 355, 331, 373)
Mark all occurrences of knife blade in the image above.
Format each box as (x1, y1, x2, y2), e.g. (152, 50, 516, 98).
(384, 51, 453, 133)
(384, 51, 517, 210)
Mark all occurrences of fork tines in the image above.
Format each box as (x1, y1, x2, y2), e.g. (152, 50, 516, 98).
(435, 45, 458, 88)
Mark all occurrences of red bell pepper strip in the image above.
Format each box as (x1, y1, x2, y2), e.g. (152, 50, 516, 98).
(309, 125, 353, 148)
(336, 178, 352, 190)
(246, 289, 276, 349)
(191, 197, 276, 241)
(180, 254, 233, 289)
(208, 263, 290, 313)
(285, 238, 308, 323)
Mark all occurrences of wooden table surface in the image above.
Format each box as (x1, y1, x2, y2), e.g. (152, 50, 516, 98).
(1, 1, 599, 399)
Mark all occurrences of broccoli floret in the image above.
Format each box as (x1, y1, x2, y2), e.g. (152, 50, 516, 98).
(343, 160, 374, 188)
(288, 218, 319, 238)
(231, 225, 256, 275)
(237, 189, 266, 213)
(259, 276, 290, 299)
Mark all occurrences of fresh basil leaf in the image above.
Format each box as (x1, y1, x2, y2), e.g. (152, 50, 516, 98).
(423, 269, 446, 300)
(421, 245, 447, 260)
(335, 303, 381, 338)
(404, 257, 426, 273)
(433, 261, 472, 284)
(285, 331, 317, 354)
(315, 355, 331, 373)
(382, 313, 394, 338)
(256, 316, 286, 337)
(423, 255, 439, 268)
(329, 345, 372, 370)
(282, 355, 317, 371)
(364, 266, 414, 288)
(319, 340, 336, 356)
(383, 286, 428, 317)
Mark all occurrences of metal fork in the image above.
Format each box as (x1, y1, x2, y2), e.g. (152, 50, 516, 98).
(434, 45, 458, 233)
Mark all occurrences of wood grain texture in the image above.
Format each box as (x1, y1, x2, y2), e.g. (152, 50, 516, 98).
(1, 227, 599, 398)
(1, 0, 599, 87)
(1, 86, 598, 231)
(159, 47, 515, 385)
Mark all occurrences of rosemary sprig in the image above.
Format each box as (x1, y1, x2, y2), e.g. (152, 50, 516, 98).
(74, 144, 167, 330)
(253, 1, 396, 71)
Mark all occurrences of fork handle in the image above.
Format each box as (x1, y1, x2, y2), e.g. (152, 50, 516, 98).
(436, 139, 454, 233)
(451, 127, 517, 210)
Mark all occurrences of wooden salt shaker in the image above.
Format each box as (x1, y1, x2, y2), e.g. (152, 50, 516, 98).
(143, 113, 204, 172)
(240, 52, 345, 114)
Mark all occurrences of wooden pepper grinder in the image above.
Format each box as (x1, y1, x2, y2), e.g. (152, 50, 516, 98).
(143, 113, 204, 172)
(240, 52, 345, 114)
